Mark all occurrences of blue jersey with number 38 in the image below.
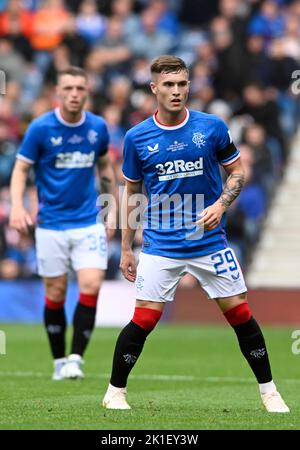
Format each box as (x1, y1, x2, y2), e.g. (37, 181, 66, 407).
(17, 108, 109, 230)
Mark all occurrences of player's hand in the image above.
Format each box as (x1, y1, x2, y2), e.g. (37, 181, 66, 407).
(120, 249, 137, 283)
(105, 211, 117, 241)
(9, 206, 33, 234)
(196, 202, 225, 231)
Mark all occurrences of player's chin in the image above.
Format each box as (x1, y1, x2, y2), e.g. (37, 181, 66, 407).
(68, 103, 82, 112)
(169, 102, 183, 110)
(170, 100, 184, 109)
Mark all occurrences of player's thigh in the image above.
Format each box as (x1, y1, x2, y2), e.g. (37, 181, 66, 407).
(77, 268, 105, 295)
(35, 227, 70, 277)
(135, 253, 186, 303)
(70, 223, 108, 272)
(215, 292, 248, 313)
(188, 247, 247, 300)
(136, 299, 165, 312)
(43, 274, 68, 302)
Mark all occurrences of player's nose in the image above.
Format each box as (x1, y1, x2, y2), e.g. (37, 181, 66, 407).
(71, 88, 79, 96)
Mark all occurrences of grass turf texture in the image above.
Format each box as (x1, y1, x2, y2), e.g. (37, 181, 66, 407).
(0, 324, 299, 430)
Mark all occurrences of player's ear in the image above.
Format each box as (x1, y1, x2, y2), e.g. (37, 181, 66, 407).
(150, 82, 157, 95)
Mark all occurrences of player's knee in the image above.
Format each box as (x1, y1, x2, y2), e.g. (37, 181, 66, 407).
(78, 272, 102, 296)
(224, 302, 252, 326)
(45, 285, 66, 302)
(79, 281, 101, 296)
(132, 307, 162, 331)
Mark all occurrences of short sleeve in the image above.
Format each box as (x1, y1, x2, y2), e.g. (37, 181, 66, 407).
(122, 132, 142, 182)
(215, 118, 240, 166)
(17, 121, 42, 164)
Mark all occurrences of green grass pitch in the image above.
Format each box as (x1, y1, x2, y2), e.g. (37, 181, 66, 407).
(0, 323, 299, 430)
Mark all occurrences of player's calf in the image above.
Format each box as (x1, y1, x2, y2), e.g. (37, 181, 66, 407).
(224, 302, 290, 412)
(111, 307, 162, 387)
(44, 297, 66, 359)
(70, 293, 98, 358)
(103, 306, 162, 409)
(224, 302, 273, 384)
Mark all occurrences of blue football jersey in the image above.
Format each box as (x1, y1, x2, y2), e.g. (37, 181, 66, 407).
(17, 108, 109, 230)
(122, 109, 240, 258)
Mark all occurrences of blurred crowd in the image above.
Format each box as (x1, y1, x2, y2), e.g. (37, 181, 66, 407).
(0, 0, 299, 282)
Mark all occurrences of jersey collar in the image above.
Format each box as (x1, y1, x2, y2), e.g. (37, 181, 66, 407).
(153, 108, 189, 130)
(55, 107, 86, 127)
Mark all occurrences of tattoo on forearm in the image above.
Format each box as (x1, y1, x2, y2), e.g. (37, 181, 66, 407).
(219, 173, 245, 209)
(100, 176, 112, 194)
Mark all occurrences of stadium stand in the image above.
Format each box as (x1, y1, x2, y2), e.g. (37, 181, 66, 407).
(0, 0, 299, 286)
(247, 126, 300, 288)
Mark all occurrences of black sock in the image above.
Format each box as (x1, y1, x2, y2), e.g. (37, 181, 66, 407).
(44, 306, 66, 359)
(71, 303, 96, 356)
(233, 317, 272, 384)
(110, 321, 149, 388)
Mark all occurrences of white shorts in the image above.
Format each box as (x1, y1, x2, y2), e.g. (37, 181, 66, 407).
(135, 248, 247, 302)
(35, 223, 108, 277)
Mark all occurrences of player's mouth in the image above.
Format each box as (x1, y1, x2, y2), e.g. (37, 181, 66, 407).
(171, 99, 182, 105)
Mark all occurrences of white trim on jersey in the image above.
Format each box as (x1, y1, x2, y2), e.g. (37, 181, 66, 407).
(153, 108, 190, 130)
(123, 174, 142, 183)
(55, 107, 86, 127)
(16, 154, 34, 164)
(221, 154, 240, 166)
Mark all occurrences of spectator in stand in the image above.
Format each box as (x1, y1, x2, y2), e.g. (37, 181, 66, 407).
(75, 0, 106, 46)
(0, 121, 18, 188)
(126, 6, 173, 59)
(268, 37, 299, 136)
(109, 0, 140, 41)
(96, 15, 132, 77)
(45, 44, 71, 85)
(281, 13, 300, 61)
(218, 0, 249, 43)
(226, 143, 267, 264)
(149, 0, 180, 37)
(210, 16, 245, 98)
(237, 82, 286, 159)
(240, 34, 272, 87)
(0, 36, 25, 82)
(102, 104, 126, 162)
(106, 76, 132, 128)
(248, 0, 285, 45)
(0, 0, 33, 61)
(243, 123, 280, 193)
(29, 0, 73, 74)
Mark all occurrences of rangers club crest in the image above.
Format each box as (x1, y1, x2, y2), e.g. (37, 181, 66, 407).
(192, 132, 206, 148)
(87, 129, 98, 144)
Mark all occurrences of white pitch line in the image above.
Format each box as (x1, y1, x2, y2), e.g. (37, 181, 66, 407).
(0, 371, 299, 384)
